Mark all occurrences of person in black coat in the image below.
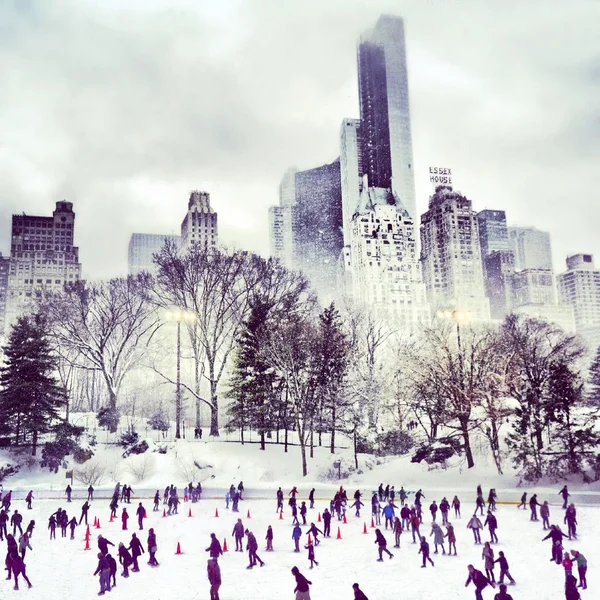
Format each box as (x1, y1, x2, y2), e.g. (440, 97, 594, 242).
(79, 501, 90, 525)
(8, 552, 32, 590)
(118, 543, 133, 577)
(419, 536, 435, 567)
(68, 517, 77, 539)
(529, 494, 540, 521)
(245, 529, 264, 569)
(136, 503, 145, 530)
(5, 534, 18, 579)
(93, 552, 111, 595)
(484, 511, 499, 544)
(465, 564, 495, 600)
(232, 519, 245, 551)
(207, 558, 221, 600)
(11, 510, 23, 536)
(206, 533, 223, 559)
(107, 553, 117, 588)
(128, 533, 144, 572)
(353, 583, 369, 600)
(153, 491, 160, 512)
(0, 509, 8, 540)
(374, 529, 393, 561)
(309, 488, 315, 509)
(98, 535, 115, 556)
(322, 509, 332, 537)
(291, 566, 312, 598)
(147, 528, 159, 566)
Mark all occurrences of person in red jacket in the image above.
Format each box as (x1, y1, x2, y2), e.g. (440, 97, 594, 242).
(121, 508, 129, 531)
(562, 552, 573, 581)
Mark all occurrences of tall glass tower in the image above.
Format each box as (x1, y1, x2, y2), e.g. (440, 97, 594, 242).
(358, 15, 416, 219)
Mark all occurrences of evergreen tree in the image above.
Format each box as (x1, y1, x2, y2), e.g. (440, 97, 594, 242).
(0, 314, 66, 455)
(546, 361, 600, 478)
(587, 345, 600, 406)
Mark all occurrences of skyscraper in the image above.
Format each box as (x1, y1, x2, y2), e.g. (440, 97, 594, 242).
(180, 191, 218, 251)
(128, 233, 180, 275)
(357, 15, 416, 219)
(4, 201, 82, 332)
(420, 186, 490, 320)
(558, 254, 600, 347)
(484, 251, 515, 320)
(268, 161, 344, 301)
(340, 118, 364, 244)
(477, 210, 510, 257)
(0, 253, 9, 335)
(508, 226, 553, 271)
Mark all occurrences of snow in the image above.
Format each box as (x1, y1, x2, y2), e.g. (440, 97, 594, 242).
(0, 437, 598, 599)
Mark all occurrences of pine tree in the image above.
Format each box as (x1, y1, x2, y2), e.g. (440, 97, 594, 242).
(0, 314, 66, 455)
(546, 361, 600, 478)
(587, 345, 600, 406)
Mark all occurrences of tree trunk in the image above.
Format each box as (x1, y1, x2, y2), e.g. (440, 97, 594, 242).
(353, 428, 358, 470)
(260, 431, 265, 451)
(297, 422, 308, 477)
(32, 430, 38, 456)
(284, 426, 288, 453)
(240, 424, 244, 445)
(194, 358, 201, 429)
(459, 417, 475, 469)
(209, 380, 219, 437)
(330, 404, 336, 454)
(310, 420, 314, 459)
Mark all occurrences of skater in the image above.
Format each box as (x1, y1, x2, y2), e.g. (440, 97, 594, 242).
(107, 552, 117, 588)
(245, 528, 264, 568)
(565, 574, 581, 600)
(445, 522, 457, 555)
(109, 496, 118, 519)
(468, 514, 483, 544)
(482, 541, 495, 583)
(237, 481, 244, 500)
(559, 485, 570, 510)
(79, 501, 90, 525)
(93, 552, 111, 595)
(488, 489, 497, 512)
(517, 492, 527, 510)
(87, 485, 94, 501)
(291, 566, 312, 600)
(265, 525, 273, 551)
(147, 528, 159, 566)
(415, 489, 425, 508)
(136, 502, 145, 530)
(351, 497, 364, 517)
(0, 509, 8, 541)
(571, 550, 587, 589)
(476, 494, 486, 516)
(68, 516, 77, 539)
(392, 517, 402, 548)
(118, 542, 132, 578)
(429, 500, 438, 522)
(529, 494, 540, 521)
(304, 539, 318, 568)
(494, 551, 516, 585)
(8, 552, 32, 590)
(128, 533, 144, 571)
(382, 501, 396, 530)
(465, 564, 495, 600)
(309, 488, 315, 509)
(399, 486, 408, 506)
(307, 522, 323, 546)
(18, 531, 32, 559)
(121, 508, 129, 531)
(400, 504, 411, 531)
(374, 528, 394, 561)
(410, 511, 421, 543)
(65, 484, 72, 503)
(371, 494, 381, 526)
(541, 501, 551, 530)
(494, 584, 514, 600)
(11, 510, 23, 536)
(418, 535, 434, 568)
(5, 534, 18, 578)
(207, 558, 221, 600)
(292, 523, 302, 552)
(322, 508, 332, 538)
(300, 501, 307, 525)
(153, 490, 160, 512)
(25, 491, 33, 510)
(440, 497, 450, 525)
(25, 520, 35, 539)
(378, 484, 384, 502)
(564, 504, 577, 540)
(98, 534, 115, 555)
(277, 487, 284, 512)
(484, 511, 499, 544)
(353, 583, 369, 600)
(430, 522, 445, 554)
(232, 518, 245, 552)
(289, 486, 298, 499)
(452, 495, 461, 518)
(48, 515, 56, 540)
(562, 552, 574, 581)
(206, 532, 224, 558)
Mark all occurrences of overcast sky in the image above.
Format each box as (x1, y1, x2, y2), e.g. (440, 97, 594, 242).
(0, 0, 598, 279)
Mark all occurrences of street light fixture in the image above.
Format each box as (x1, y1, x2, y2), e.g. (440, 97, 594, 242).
(165, 309, 196, 439)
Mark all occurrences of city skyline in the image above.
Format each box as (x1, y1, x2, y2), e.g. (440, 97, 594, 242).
(0, 0, 598, 279)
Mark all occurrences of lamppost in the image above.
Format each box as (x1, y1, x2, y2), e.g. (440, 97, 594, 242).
(165, 309, 196, 439)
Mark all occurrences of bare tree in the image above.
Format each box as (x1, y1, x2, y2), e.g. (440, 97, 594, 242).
(39, 274, 160, 430)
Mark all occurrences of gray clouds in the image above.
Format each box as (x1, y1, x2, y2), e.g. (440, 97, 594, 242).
(0, 0, 598, 277)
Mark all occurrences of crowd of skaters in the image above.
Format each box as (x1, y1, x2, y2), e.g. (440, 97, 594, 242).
(0, 481, 592, 599)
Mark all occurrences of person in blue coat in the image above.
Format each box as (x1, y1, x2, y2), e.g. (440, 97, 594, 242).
(382, 502, 396, 530)
(292, 524, 302, 552)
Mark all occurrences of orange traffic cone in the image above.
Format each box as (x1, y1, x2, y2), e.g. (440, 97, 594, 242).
(370, 517, 375, 528)
(144, 509, 147, 519)
(96, 518, 101, 529)
(184, 494, 188, 503)
(247, 509, 251, 519)
(279, 511, 283, 520)
(336, 527, 341, 539)
(85, 525, 91, 540)
(162, 509, 167, 518)
(343, 513, 348, 524)
(307, 533, 312, 544)
(223, 539, 228, 552)
(175, 542, 182, 555)
(215, 508, 219, 518)
(188, 508, 192, 517)
(109, 513, 114, 523)
(84, 537, 91, 550)
(363, 522, 368, 534)
(93, 517, 98, 527)
(317, 512, 321, 522)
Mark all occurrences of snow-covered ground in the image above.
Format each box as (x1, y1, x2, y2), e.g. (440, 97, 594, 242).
(0, 495, 595, 599)
(1, 435, 598, 598)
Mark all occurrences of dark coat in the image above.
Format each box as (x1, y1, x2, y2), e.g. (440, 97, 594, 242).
(129, 536, 144, 557)
(206, 536, 223, 558)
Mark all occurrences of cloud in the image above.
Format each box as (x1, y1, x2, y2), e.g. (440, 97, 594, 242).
(0, 0, 598, 277)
